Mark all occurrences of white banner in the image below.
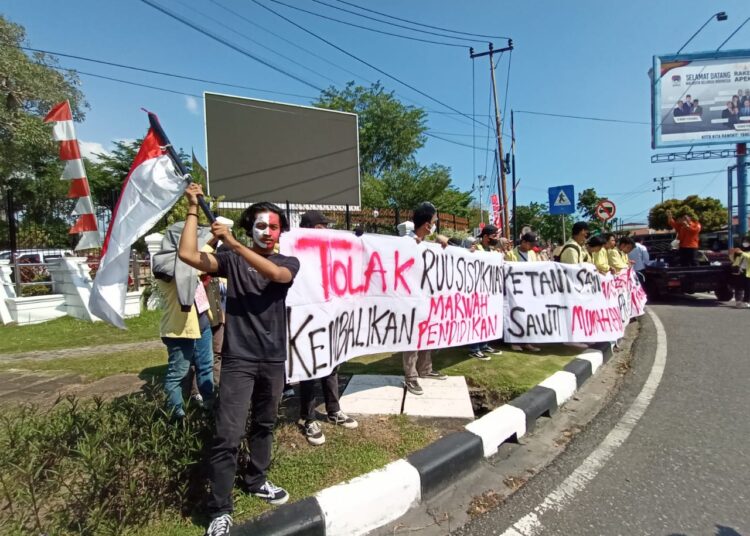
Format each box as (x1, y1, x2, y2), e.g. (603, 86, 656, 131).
(281, 229, 505, 382)
(503, 262, 646, 343)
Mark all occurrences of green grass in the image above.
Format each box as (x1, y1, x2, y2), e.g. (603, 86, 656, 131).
(0, 309, 161, 354)
(132, 415, 437, 536)
(0, 348, 167, 380)
(341, 344, 579, 404)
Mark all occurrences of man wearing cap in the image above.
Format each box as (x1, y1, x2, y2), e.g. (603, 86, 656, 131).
(505, 232, 542, 352)
(467, 225, 503, 360)
(506, 232, 541, 262)
(296, 211, 358, 446)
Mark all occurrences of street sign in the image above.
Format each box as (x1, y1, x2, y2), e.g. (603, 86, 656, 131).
(548, 185, 575, 215)
(595, 199, 617, 221)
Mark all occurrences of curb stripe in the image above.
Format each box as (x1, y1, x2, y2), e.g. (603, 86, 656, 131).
(407, 431, 484, 499)
(538, 371, 578, 406)
(316, 459, 421, 536)
(563, 358, 593, 388)
(509, 385, 558, 432)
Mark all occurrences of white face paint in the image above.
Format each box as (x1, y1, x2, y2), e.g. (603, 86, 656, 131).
(253, 213, 271, 249)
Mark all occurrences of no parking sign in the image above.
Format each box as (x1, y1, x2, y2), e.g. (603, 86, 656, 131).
(595, 199, 616, 221)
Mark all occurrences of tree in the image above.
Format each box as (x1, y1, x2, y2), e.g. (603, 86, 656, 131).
(314, 82, 427, 178)
(512, 202, 573, 244)
(648, 195, 726, 232)
(314, 82, 472, 217)
(0, 15, 87, 186)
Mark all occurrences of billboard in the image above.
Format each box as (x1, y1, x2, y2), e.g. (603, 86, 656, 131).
(204, 92, 360, 206)
(651, 49, 750, 149)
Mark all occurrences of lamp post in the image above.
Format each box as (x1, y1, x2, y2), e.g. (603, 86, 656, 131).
(675, 12, 727, 56)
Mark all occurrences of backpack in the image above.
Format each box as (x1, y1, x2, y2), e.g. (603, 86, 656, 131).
(553, 243, 578, 263)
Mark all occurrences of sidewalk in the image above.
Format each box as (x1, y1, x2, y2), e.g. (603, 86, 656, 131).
(0, 340, 160, 405)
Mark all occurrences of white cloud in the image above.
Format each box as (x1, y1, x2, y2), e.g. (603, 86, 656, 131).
(78, 140, 110, 162)
(185, 95, 200, 115)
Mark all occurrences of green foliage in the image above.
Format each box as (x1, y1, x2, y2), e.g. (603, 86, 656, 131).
(648, 195, 726, 231)
(512, 202, 573, 244)
(314, 81, 427, 177)
(0, 387, 213, 535)
(0, 15, 87, 195)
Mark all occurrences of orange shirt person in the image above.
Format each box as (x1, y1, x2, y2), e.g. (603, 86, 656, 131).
(667, 209, 701, 266)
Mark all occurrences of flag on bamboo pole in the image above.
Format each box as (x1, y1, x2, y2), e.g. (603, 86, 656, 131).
(89, 115, 187, 328)
(44, 101, 101, 250)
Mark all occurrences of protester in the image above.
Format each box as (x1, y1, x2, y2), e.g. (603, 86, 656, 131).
(402, 202, 448, 396)
(152, 221, 215, 420)
(588, 235, 609, 274)
(629, 235, 650, 277)
(731, 238, 750, 309)
(608, 235, 631, 273)
(467, 224, 503, 360)
(614, 237, 636, 272)
(667, 209, 701, 266)
(474, 224, 500, 252)
(589, 234, 610, 274)
(506, 232, 542, 352)
(178, 184, 299, 536)
(506, 232, 540, 262)
(297, 210, 358, 446)
(558, 222, 591, 264)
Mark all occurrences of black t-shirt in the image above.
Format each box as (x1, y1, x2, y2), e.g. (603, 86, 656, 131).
(215, 250, 300, 362)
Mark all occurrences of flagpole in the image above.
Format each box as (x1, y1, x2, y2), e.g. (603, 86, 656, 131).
(146, 110, 215, 223)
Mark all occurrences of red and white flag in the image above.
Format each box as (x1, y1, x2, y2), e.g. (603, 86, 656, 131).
(44, 101, 101, 250)
(89, 126, 186, 328)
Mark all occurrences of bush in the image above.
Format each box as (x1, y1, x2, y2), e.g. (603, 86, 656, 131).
(0, 385, 213, 535)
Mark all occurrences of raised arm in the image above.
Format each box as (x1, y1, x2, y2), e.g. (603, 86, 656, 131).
(178, 183, 219, 273)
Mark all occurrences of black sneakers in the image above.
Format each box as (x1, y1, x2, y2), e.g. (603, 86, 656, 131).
(205, 514, 232, 536)
(250, 480, 289, 505)
(404, 380, 424, 395)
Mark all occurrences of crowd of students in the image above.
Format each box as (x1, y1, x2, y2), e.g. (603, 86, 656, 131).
(156, 188, 654, 536)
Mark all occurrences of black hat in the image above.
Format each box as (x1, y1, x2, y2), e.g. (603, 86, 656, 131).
(479, 224, 499, 237)
(520, 232, 538, 243)
(300, 210, 333, 228)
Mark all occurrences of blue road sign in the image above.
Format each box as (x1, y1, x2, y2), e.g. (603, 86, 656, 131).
(548, 185, 575, 215)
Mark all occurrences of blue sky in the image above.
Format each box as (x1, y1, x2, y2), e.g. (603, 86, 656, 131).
(5, 0, 750, 225)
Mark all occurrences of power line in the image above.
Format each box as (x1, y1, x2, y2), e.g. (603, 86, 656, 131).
(49, 64, 202, 98)
(251, 0, 488, 128)
(426, 132, 493, 151)
(19, 45, 316, 99)
(309, 0, 486, 44)
(266, 0, 469, 48)
(138, 0, 324, 91)
(175, 0, 339, 85)
(514, 110, 649, 125)
(327, 0, 510, 40)
(209, 0, 374, 86)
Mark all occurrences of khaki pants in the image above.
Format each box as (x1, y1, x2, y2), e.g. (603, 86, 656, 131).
(402, 350, 432, 382)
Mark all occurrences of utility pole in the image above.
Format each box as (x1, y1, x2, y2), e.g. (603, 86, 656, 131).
(511, 110, 518, 240)
(477, 174, 486, 224)
(471, 40, 513, 238)
(653, 176, 672, 204)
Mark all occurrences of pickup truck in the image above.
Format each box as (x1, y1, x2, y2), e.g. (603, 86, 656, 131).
(642, 248, 733, 301)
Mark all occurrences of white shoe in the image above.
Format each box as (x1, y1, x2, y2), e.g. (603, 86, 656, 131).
(205, 514, 232, 536)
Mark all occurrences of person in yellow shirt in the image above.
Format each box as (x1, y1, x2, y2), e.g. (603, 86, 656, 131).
(507, 232, 540, 262)
(588, 235, 610, 274)
(473, 224, 500, 253)
(609, 237, 635, 273)
(559, 222, 591, 264)
(731, 238, 750, 308)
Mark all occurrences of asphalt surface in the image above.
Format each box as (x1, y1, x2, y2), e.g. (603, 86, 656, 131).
(453, 297, 750, 536)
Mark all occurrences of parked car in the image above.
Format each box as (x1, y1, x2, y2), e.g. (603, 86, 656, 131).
(0, 249, 73, 264)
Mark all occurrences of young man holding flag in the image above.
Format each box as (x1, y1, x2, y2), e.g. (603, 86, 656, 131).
(178, 183, 299, 536)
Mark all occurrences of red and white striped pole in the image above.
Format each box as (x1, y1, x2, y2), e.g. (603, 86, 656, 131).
(44, 101, 101, 250)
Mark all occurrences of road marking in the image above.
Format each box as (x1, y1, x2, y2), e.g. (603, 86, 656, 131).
(500, 310, 667, 536)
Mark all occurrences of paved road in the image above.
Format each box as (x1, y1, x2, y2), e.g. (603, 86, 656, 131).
(454, 297, 750, 536)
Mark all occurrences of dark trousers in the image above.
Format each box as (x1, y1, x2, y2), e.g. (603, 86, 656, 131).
(207, 358, 285, 516)
(745, 276, 750, 303)
(299, 368, 341, 422)
(678, 247, 698, 266)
